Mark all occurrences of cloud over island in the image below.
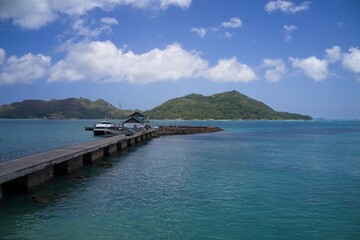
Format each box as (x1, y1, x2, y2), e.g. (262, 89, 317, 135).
(0, 41, 257, 85)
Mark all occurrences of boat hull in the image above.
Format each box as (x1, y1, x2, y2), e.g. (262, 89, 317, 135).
(93, 129, 111, 136)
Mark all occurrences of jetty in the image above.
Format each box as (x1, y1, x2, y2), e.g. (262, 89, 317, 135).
(0, 126, 223, 201)
(0, 130, 155, 201)
(155, 126, 223, 136)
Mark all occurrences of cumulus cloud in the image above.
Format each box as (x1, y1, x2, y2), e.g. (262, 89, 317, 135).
(0, 41, 259, 85)
(190, 27, 207, 38)
(0, 0, 57, 29)
(283, 25, 298, 42)
(342, 47, 360, 74)
(263, 58, 286, 82)
(100, 17, 119, 25)
(0, 51, 51, 85)
(205, 57, 256, 83)
(265, 0, 311, 14)
(222, 17, 243, 28)
(73, 19, 113, 39)
(290, 56, 328, 82)
(0, 0, 192, 29)
(49, 41, 208, 84)
(157, 0, 192, 9)
(325, 45, 341, 63)
(48, 41, 258, 84)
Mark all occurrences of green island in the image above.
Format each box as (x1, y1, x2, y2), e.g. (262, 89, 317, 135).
(0, 90, 311, 120)
(144, 90, 311, 120)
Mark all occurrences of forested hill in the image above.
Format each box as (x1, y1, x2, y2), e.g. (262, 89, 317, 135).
(0, 91, 312, 120)
(0, 98, 131, 119)
(144, 90, 312, 120)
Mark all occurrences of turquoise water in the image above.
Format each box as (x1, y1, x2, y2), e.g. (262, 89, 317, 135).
(1, 120, 360, 239)
(0, 119, 109, 161)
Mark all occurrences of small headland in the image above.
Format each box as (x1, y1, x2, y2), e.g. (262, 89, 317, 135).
(155, 126, 223, 136)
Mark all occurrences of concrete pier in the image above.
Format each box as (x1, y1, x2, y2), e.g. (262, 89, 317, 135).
(117, 140, 128, 151)
(104, 143, 117, 157)
(128, 138, 135, 146)
(83, 149, 104, 164)
(54, 156, 83, 175)
(0, 130, 154, 201)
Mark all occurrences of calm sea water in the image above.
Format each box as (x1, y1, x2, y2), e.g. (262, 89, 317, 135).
(0, 120, 360, 239)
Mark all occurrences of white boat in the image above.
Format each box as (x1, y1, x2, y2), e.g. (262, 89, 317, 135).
(93, 121, 116, 136)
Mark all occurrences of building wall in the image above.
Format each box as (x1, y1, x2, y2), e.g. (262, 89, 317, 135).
(124, 123, 144, 129)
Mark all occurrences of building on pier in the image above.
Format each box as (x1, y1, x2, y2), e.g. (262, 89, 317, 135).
(122, 112, 150, 130)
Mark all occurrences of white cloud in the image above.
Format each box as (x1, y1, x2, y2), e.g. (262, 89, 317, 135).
(49, 41, 258, 84)
(100, 17, 119, 25)
(224, 31, 233, 38)
(0, 0, 192, 29)
(265, 0, 311, 14)
(342, 47, 360, 74)
(0, 41, 259, 85)
(204, 57, 256, 83)
(222, 17, 242, 28)
(0, 48, 5, 65)
(283, 25, 297, 32)
(73, 19, 113, 38)
(325, 46, 341, 63)
(0, 0, 57, 29)
(49, 41, 208, 84)
(283, 25, 298, 42)
(157, 0, 192, 9)
(290, 56, 328, 82)
(263, 58, 286, 82)
(190, 27, 207, 38)
(0, 52, 51, 85)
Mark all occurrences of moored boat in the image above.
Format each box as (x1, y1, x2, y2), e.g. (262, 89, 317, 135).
(93, 121, 116, 136)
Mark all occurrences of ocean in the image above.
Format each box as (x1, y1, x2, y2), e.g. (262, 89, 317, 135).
(0, 120, 360, 239)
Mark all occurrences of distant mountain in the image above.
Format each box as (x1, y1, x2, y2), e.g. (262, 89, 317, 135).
(144, 90, 312, 120)
(0, 98, 132, 119)
(0, 91, 312, 120)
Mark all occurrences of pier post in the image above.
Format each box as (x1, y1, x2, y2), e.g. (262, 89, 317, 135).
(83, 149, 104, 164)
(26, 165, 54, 191)
(117, 140, 127, 150)
(5, 165, 54, 192)
(135, 136, 142, 143)
(54, 156, 83, 175)
(104, 143, 117, 156)
(128, 138, 135, 146)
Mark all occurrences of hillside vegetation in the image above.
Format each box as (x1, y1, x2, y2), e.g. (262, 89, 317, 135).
(0, 98, 131, 119)
(0, 91, 312, 120)
(144, 90, 312, 120)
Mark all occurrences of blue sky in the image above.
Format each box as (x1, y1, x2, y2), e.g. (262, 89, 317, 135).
(0, 0, 359, 119)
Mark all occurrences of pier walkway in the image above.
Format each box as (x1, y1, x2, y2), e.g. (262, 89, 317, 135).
(0, 130, 155, 201)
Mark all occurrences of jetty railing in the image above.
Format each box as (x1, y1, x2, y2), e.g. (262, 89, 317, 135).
(0, 139, 95, 163)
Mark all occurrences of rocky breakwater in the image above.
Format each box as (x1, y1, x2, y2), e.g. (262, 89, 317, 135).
(154, 126, 223, 136)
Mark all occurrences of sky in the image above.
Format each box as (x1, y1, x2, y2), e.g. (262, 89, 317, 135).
(0, 0, 360, 119)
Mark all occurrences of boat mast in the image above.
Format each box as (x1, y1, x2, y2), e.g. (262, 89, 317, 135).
(119, 100, 123, 128)
(119, 100, 122, 119)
